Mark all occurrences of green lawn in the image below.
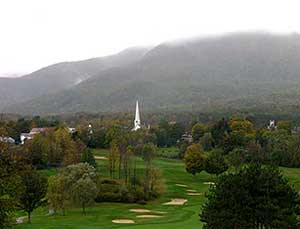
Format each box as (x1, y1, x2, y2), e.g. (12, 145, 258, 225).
(91, 148, 110, 157)
(15, 148, 300, 229)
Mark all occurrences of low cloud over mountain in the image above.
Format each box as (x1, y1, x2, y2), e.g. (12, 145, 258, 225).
(2, 33, 300, 115)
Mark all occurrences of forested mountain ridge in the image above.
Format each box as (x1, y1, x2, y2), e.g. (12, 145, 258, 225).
(2, 33, 300, 115)
(0, 47, 150, 108)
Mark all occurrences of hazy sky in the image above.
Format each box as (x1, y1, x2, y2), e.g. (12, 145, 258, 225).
(1, 0, 300, 77)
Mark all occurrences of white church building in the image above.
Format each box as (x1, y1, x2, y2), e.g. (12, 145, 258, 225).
(132, 100, 150, 131)
(132, 100, 141, 131)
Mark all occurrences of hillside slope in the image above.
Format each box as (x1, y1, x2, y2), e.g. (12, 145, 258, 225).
(3, 33, 300, 115)
(0, 47, 150, 108)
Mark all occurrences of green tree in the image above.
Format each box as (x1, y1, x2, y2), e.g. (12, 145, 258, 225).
(184, 144, 205, 175)
(147, 167, 164, 198)
(71, 177, 98, 214)
(81, 149, 96, 168)
(24, 134, 49, 169)
(0, 140, 22, 227)
(46, 127, 82, 167)
(226, 148, 247, 169)
(277, 120, 293, 133)
(200, 133, 214, 151)
(222, 118, 255, 153)
(123, 146, 134, 184)
(191, 123, 206, 141)
(205, 149, 228, 175)
(142, 143, 157, 167)
(154, 120, 184, 147)
(211, 118, 230, 147)
(168, 123, 185, 145)
(142, 143, 157, 193)
(155, 128, 168, 147)
(0, 127, 9, 154)
(60, 163, 98, 215)
(19, 168, 48, 223)
(246, 140, 263, 163)
(200, 164, 300, 228)
(46, 175, 69, 215)
(286, 134, 300, 167)
(178, 141, 189, 159)
(108, 142, 119, 178)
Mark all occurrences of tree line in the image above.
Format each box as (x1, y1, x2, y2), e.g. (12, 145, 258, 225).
(183, 118, 300, 177)
(0, 122, 163, 227)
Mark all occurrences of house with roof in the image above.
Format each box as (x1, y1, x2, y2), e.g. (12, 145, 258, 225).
(20, 127, 53, 144)
(181, 133, 193, 143)
(20, 127, 76, 144)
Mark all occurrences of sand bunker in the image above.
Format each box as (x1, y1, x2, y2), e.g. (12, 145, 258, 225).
(153, 211, 167, 214)
(187, 189, 197, 192)
(94, 156, 108, 160)
(175, 184, 188, 187)
(187, 192, 202, 196)
(203, 182, 215, 185)
(112, 219, 135, 224)
(163, 198, 188, 205)
(130, 209, 166, 214)
(130, 209, 152, 213)
(136, 215, 164, 218)
(16, 217, 25, 224)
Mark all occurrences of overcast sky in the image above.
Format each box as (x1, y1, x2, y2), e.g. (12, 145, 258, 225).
(1, 0, 300, 77)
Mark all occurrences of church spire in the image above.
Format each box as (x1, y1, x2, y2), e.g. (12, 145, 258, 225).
(133, 100, 141, 131)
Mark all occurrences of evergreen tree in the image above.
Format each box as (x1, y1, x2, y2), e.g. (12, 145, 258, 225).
(205, 149, 228, 175)
(200, 164, 300, 228)
(81, 149, 96, 168)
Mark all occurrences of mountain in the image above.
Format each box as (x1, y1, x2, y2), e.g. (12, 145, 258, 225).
(0, 47, 150, 108)
(3, 32, 300, 115)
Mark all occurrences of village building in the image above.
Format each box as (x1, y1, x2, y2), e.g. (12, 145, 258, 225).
(181, 133, 193, 143)
(20, 127, 76, 144)
(267, 120, 277, 131)
(20, 127, 53, 144)
(132, 100, 141, 131)
(0, 136, 15, 144)
(131, 100, 150, 131)
(68, 127, 76, 134)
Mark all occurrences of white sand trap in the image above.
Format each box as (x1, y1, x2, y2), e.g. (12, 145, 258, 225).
(16, 217, 26, 224)
(112, 219, 135, 224)
(203, 182, 215, 185)
(94, 156, 108, 160)
(163, 198, 188, 205)
(130, 209, 166, 214)
(152, 211, 167, 214)
(187, 189, 197, 192)
(136, 215, 164, 218)
(130, 209, 152, 213)
(175, 184, 188, 187)
(187, 192, 202, 196)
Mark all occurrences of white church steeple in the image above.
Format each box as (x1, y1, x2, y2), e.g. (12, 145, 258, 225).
(132, 100, 141, 131)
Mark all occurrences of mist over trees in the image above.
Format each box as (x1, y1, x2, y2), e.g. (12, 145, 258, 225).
(3, 33, 300, 116)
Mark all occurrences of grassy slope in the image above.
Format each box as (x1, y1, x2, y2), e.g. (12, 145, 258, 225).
(16, 148, 300, 229)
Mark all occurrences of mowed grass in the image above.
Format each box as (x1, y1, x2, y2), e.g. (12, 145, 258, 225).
(15, 148, 300, 229)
